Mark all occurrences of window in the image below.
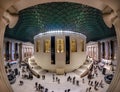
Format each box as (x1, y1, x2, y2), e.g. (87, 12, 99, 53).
(71, 39, 77, 52)
(36, 40, 40, 52)
(44, 39, 50, 53)
(80, 40, 84, 52)
(56, 39, 64, 53)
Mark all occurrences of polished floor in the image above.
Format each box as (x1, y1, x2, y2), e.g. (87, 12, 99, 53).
(11, 63, 110, 92)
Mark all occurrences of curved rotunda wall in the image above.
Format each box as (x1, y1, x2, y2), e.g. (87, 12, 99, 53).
(34, 31, 86, 73)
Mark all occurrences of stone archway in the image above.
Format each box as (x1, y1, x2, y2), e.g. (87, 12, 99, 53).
(107, 17, 120, 92)
(0, 0, 120, 92)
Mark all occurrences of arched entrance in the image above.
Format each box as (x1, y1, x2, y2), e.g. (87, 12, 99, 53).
(0, 0, 120, 92)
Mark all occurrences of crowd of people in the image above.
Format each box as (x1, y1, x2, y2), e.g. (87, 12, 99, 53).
(5, 62, 20, 84)
(85, 61, 104, 92)
(7, 60, 108, 92)
(34, 73, 71, 92)
(32, 62, 104, 92)
(35, 82, 49, 92)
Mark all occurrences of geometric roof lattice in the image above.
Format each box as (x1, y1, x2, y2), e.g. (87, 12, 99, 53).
(5, 2, 116, 42)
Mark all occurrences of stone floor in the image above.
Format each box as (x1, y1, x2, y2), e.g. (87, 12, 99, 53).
(11, 64, 110, 92)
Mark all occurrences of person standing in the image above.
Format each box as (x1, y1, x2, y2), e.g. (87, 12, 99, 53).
(86, 88, 88, 92)
(82, 78, 85, 83)
(53, 75, 55, 82)
(88, 87, 91, 92)
(18, 71, 20, 76)
(99, 80, 103, 88)
(58, 79, 60, 84)
(35, 82, 38, 89)
(88, 80, 91, 85)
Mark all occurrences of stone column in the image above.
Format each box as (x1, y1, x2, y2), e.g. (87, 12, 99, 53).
(9, 42, 12, 61)
(101, 42, 103, 59)
(105, 42, 108, 59)
(11, 42, 15, 61)
(109, 41, 111, 60)
(111, 40, 114, 60)
(107, 41, 110, 59)
(17, 43, 20, 59)
(19, 43, 22, 62)
(5, 41, 9, 61)
(92, 46, 96, 60)
(14, 43, 16, 60)
(14, 43, 18, 60)
(114, 40, 117, 60)
(98, 42, 101, 62)
(90, 47, 92, 58)
(101, 42, 105, 58)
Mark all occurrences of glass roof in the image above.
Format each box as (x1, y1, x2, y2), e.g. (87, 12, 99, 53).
(5, 2, 116, 43)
